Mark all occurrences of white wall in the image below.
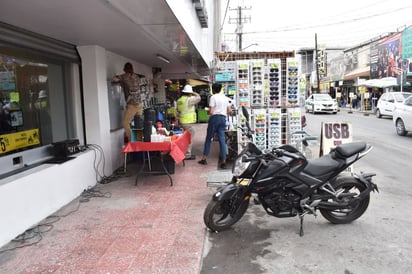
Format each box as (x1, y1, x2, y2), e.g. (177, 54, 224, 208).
(166, 0, 216, 66)
(0, 151, 97, 247)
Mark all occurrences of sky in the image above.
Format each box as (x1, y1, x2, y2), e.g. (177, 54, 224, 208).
(220, 0, 412, 52)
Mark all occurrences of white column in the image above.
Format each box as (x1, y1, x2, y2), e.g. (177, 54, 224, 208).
(77, 45, 114, 177)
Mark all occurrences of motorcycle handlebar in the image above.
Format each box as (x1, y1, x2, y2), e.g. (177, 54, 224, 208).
(273, 148, 301, 160)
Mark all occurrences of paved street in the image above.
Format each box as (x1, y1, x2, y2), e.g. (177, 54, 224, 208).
(200, 109, 412, 274)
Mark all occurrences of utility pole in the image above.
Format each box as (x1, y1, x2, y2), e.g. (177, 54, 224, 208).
(228, 6, 251, 51)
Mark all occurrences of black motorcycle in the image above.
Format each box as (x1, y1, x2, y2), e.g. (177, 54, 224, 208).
(203, 107, 379, 236)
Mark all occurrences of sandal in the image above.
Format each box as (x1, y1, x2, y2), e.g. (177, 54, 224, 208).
(198, 159, 207, 165)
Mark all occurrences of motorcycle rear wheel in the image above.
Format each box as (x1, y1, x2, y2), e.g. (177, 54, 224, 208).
(320, 177, 370, 224)
(203, 197, 249, 232)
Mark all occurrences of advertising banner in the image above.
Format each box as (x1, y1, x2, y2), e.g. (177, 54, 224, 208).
(370, 33, 402, 79)
(401, 28, 412, 76)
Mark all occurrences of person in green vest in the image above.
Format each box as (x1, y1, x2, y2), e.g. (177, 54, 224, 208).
(177, 84, 201, 159)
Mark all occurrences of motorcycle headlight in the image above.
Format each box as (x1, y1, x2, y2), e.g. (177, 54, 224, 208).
(232, 155, 251, 177)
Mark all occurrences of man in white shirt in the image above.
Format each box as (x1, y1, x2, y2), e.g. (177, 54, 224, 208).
(198, 83, 231, 169)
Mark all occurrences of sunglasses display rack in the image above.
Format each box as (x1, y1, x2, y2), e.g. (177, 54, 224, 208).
(267, 108, 282, 149)
(236, 61, 250, 108)
(252, 109, 267, 150)
(286, 58, 300, 107)
(267, 59, 282, 108)
(229, 57, 302, 153)
(250, 60, 265, 108)
(287, 107, 303, 150)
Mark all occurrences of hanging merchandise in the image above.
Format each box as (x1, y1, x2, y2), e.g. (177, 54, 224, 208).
(236, 61, 250, 108)
(286, 58, 300, 108)
(267, 59, 282, 108)
(267, 108, 282, 149)
(237, 107, 251, 148)
(252, 109, 267, 150)
(250, 60, 265, 108)
(287, 107, 303, 150)
(217, 52, 301, 155)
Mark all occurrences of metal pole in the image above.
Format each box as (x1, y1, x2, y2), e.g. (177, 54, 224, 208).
(315, 34, 320, 93)
(400, 64, 403, 92)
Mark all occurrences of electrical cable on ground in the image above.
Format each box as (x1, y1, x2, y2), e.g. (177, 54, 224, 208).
(0, 185, 111, 254)
(85, 144, 128, 184)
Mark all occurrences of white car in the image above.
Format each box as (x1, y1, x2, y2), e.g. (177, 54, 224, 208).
(376, 92, 412, 118)
(393, 95, 412, 136)
(305, 94, 337, 114)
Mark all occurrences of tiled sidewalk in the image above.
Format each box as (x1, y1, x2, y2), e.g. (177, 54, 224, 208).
(0, 123, 222, 273)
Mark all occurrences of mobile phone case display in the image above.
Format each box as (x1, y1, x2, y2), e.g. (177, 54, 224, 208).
(252, 109, 267, 150)
(250, 60, 265, 107)
(286, 58, 299, 107)
(287, 108, 303, 150)
(267, 108, 282, 149)
(236, 61, 250, 107)
(267, 59, 282, 107)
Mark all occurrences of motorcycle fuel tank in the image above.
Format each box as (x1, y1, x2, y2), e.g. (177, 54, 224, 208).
(253, 159, 288, 188)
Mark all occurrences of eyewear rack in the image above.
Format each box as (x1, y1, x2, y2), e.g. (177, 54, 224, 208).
(233, 57, 303, 151)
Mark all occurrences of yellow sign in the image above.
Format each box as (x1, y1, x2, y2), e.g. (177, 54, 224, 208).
(0, 129, 40, 154)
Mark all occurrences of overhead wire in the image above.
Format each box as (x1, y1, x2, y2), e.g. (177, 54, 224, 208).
(223, 1, 412, 51)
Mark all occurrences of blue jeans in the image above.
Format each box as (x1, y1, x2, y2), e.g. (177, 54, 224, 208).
(202, 115, 227, 161)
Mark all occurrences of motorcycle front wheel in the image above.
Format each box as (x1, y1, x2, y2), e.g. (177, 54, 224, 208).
(203, 196, 250, 232)
(320, 177, 370, 224)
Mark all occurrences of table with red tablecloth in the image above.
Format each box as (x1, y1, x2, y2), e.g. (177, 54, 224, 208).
(121, 131, 191, 186)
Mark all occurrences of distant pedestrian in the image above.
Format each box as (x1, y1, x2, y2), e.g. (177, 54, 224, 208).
(339, 97, 345, 107)
(198, 83, 231, 169)
(352, 94, 358, 109)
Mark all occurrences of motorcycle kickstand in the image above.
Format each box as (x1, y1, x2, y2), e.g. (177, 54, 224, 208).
(298, 214, 304, 237)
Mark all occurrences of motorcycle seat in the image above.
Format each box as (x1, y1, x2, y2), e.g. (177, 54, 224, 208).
(303, 142, 367, 178)
(333, 142, 367, 159)
(304, 154, 341, 177)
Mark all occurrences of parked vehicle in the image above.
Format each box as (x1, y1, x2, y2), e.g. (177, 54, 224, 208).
(203, 107, 378, 236)
(375, 92, 412, 118)
(305, 94, 337, 114)
(393, 95, 412, 136)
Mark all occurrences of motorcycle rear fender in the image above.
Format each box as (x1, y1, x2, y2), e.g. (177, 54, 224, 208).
(354, 172, 379, 193)
(317, 173, 378, 210)
(213, 183, 244, 201)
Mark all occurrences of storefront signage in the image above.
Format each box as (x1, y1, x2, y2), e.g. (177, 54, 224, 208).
(215, 72, 234, 82)
(0, 129, 40, 154)
(320, 122, 352, 156)
(320, 121, 353, 172)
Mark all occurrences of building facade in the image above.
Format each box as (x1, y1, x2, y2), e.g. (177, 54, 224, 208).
(0, 0, 220, 247)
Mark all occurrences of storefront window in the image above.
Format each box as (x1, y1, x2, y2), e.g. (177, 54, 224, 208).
(0, 47, 76, 177)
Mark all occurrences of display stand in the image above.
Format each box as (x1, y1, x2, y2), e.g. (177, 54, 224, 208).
(215, 52, 302, 153)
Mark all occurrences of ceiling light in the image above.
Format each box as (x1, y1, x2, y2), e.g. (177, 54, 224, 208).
(156, 54, 170, 64)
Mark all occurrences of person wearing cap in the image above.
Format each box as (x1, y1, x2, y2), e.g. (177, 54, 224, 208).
(176, 84, 201, 159)
(112, 62, 145, 142)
